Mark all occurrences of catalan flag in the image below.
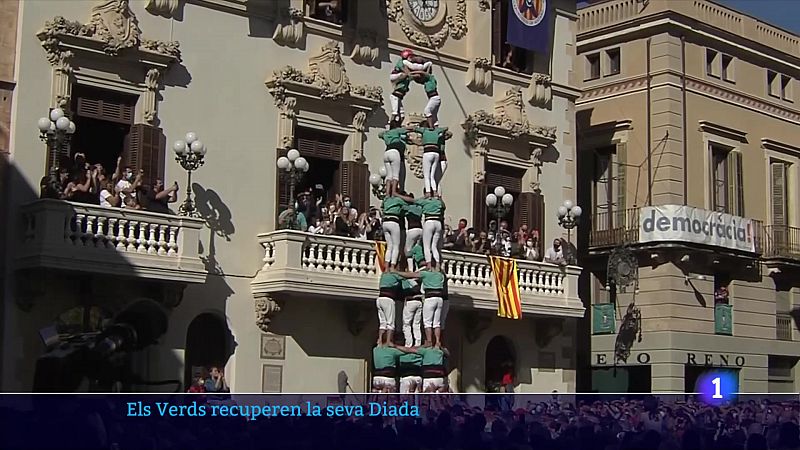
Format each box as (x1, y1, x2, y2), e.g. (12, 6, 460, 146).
(375, 241, 387, 272)
(489, 255, 522, 320)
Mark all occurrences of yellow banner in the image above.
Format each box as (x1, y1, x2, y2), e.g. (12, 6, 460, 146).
(488, 256, 522, 320)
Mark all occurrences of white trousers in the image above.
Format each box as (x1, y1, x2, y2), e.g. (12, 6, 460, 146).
(384, 149, 401, 181)
(382, 221, 402, 265)
(390, 94, 404, 119)
(373, 376, 397, 392)
(402, 299, 423, 347)
(422, 219, 442, 264)
(400, 376, 422, 393)
(376, 296, 396, 330)
(422, 152, 440, 194)
(424, 95, 441, 122)
(436, 160, 447, 195)
(423, 377, 446, 392)
(422, 297, 448, 329)
(405, 227, 423, 267)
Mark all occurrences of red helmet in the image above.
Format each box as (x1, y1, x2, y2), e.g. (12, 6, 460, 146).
(400, 49, 414, 59)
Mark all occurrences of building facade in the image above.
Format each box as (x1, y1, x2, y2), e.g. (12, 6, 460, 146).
(576, 0, 800, 393)
(1, 0, 583, 392)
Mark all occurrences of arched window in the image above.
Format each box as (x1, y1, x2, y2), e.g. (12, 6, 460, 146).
(184, 313, 232, 389)
(485, 335, 516, 392)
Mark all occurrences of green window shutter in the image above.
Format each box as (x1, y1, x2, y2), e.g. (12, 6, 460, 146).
(715, 304, 733, 335)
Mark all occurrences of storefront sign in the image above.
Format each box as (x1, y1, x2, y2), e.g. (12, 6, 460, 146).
(639, 205, 755, 253)
(686, 353, 745, 367)
(594, 352, 651, 365)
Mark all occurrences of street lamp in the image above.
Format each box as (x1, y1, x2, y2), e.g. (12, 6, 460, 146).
(173, 132, 208, 217)
(276, 148, 309, 209)
(368, 166, 388, 200)
(556, 200, 582, 265)
(485, 186, 514, 220)
(37, 107, 76, 174)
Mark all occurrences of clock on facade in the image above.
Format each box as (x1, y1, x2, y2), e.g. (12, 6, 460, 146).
(407, 0, 440, 23)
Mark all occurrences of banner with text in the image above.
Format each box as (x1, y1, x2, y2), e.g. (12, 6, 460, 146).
(639, 205, 755, 253)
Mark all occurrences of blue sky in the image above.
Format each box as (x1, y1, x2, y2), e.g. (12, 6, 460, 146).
(718, 0, 800, 34)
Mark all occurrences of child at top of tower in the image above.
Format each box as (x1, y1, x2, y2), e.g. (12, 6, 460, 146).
(389, 49, 433, 123)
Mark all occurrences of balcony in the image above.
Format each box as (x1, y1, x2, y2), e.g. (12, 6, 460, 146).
(762, 225, 800, 267)
(16, 200, 206, 283)
(252, 231, 585, 318)
(777, 313, 793, 341)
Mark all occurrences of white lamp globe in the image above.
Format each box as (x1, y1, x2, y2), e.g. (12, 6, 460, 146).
(493, 186, 506, 197)
(563, 200, 574, 210)
(378, 167, 387, 178)
(185, 132, 198, 144)
(369, 174, 382, 186)
(287, 149, 300, 162)
(173, 140, 187, 155)
(37, 118, 52, 132)
(557, 206, 568, 218)
(502, 193, 514, 206)
(485, 193, 497, 207)
(49, 122, 56, 132)
(67, 121, 76, 134)
(49, 108, 64, 122)
(570, 206, 582, 218)
(277, 156, 290, 170)
(294, 157, 307, 170)
(56, 116, 70, 131)
(190, 140, 205, 154)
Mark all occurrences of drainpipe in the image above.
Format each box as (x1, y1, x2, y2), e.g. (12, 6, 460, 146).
(681, 35, 688, 205)
(646, 38, 652, 206)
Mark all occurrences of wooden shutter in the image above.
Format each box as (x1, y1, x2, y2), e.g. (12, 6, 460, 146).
(77, 97, 134, 125)
(492, 0, 502, 66)
(123, 124, 165, 186)
(728, 151, 744, 216)
(337, 161, 369, 214)
(516, 191, 546, 254)
(295, 128, 344, 161)
(771, 162, 787, 226)
(615, 143, 627, 228)
(485, 163, 523, 193)
(472, 183, 489, 231)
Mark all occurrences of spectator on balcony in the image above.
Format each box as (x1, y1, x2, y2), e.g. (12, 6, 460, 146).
(116, 167, 142, 208)
(420, 267, 447, 348)
(403, 192, 423, 270)
(342, 195, 357, 218)
(63, 167, 94, 203)
(366, 207, 383, 241)
(545, 239, 566, 266)
(308, 217, 326, 234)
(187, 376, 205, 393)
(714, 286, 730, 304)
(204, 366, 230, 394)
(353, 213, 371, 240)
(472, 231, 492, 255)
(334, 206, 352, 237)
(451, 219, 469, 251)
(98, 179, 121, 208)
(523, 235, 540, 262)
(377, 270, 419, 346)
(277, 205, 307, 231)
(372, 343, 417, 393)
(40, 167, 66, 199)
(138, 179, 178, 214)
(312, 0, 343, 25)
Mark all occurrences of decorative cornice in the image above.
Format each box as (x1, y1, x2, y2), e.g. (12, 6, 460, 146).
(387, 0, 467, 48)
(687, 78, 800, 124)
(698, 120, 748, 143)
(463, 87, 558, 145)
(265, 41, 383, 109)
(761, 138, 800, 157)
(273, 7, 305, 47)
(254, 294, 283, 333)
(478, 0, 491, 12)
(528, 72, 553, 108)
(349, 29, 380, 66)
(466, 58, 492, 93)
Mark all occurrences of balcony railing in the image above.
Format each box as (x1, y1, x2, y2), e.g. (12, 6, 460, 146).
(777, 313, 793, 341)
(252, 231, 585, 318)
(588, 208, 639, 248)
(17, 199, 207, 283)
(762, 225, 800, 261)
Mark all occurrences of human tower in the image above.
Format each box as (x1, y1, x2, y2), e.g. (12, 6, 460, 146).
(372, 49, 451, 394)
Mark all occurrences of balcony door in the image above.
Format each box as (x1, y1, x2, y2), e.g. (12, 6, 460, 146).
(590, 145, 626, 245)
(770, 160, 791, 254)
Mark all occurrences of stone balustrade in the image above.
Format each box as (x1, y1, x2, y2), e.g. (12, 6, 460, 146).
(17, 199, 206, 283)
(253, 230, 584, 318)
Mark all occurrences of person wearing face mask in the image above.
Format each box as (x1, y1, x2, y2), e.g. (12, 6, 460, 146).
(545, 239, 566, 266)
(473, 231, 491, 255)
(453, 219, 469, 251)
(342, 196, 357, 218)
(114, 166, 139, 208)
(524, 236, 540, 261)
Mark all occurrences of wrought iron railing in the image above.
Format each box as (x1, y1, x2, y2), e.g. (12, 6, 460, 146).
(777, 313, 793, 341)
(762, 225, 800, 260)
(588, 208, 640, 248)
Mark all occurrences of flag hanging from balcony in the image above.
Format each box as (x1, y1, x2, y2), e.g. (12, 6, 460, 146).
(489, 255, 522, 320)
(375, 241, 387, 272)
(506, 0, 550, 53)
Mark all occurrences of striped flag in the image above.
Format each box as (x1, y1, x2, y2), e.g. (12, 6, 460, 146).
(488, 255, 522, 320)
(375, 241, 387, 272)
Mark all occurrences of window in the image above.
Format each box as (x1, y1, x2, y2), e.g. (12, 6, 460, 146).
(491, 0, 533, 74)
(768, 70, 779, 97)
(721, 54, 734, 82)
(586, 53, 601, 80)
(706, 49, 719, 77)
(771, 160, 789, 227)
(309, 0, 351, 26)
(781, 75, 793, 102)
(592, 146, 625, 231)
(606, 48, 621, 76)
(484, 163, 522, 230)
(710, 145, 744, 215)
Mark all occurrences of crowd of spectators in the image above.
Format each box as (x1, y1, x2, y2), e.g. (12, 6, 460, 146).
(6, 395, 799, 450)
(40, 153, 179, 214)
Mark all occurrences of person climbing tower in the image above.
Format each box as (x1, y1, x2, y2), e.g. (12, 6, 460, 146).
(389, 49, 414, 123)
(378, 123, 409, 197)
(408, 123, 448, 198)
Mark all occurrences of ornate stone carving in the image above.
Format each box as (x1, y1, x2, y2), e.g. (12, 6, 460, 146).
(463, 87, 557, 144)
(273, 7, 304, 47)
(528, 73, 552, 108)
(478, 0, 491, 11)
(350, 30, 380, 66)
(473, 136, 488, 183)
(308, 41, 349, 98)
(388, 0, 467, 48)
(351, 111, 368, 162)
(466, 57, 492, 93)
(276, 96, 298, 149)
(255, 294, 283, 333)
(142, 68, 161, 124)
(145, 0, 181, 18)
(140, 39, 182, 60)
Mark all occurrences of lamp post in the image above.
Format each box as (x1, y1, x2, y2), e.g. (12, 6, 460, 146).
(172, 132, 207, 217)
(368, 167, 388, 200)
(556, 200, 582, 265)
(276, 148, 309, 209)
(37, 107, 76, 174)
(486, 186, 514, 253)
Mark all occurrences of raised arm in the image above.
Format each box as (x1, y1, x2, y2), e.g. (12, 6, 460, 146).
(389, 344, 417, 353)
(112, 156, 123, 183)
(395, 193, 414, 203)
(395, 271, 420, 279)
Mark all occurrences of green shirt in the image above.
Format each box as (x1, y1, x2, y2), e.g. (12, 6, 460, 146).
(393, 59, 411, 93)
(415, 127, 446, 147)
(415, 197, 444, 217)
(417, 347, 444, 367)
(379, 272, 405, 289)
(373, 346, 404, 370)
(400, 278, 417, 292)
(399, 352, 423, 367)
(382, 128, 408, 151)
(422, 73, 438, 93)
(420, 270, 445, 291)
(382, 196, 407, 217)
(403, 203, 422, 219)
